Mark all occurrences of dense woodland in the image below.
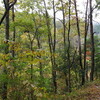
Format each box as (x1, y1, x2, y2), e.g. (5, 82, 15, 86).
(0, 0, 100, 100)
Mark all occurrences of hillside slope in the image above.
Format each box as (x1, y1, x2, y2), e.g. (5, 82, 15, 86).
(40, 80, 100, 100)
(74, 81, 100, 100)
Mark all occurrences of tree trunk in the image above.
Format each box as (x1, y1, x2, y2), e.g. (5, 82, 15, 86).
(89, 0, 95, 81)
(37, 36, 43, 78)
(12, 6, 16, 57)
(67, 0, 71, 92)
(84, 0, 89, 84)
(43, 0, 57, 93)
(74, 0, 84, 85)
(2, 0, 10, 99)
(60, 0, 69, 92)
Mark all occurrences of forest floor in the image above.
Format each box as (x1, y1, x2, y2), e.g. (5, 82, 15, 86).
(43, 80, 100, 100)
(65, 80, 100, 100)
(72, 81, 100, 100)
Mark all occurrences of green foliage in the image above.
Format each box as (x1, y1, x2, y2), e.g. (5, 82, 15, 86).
(96, 0, 100, 9)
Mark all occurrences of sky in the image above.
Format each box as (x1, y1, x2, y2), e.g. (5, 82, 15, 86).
(0, 0, 3, 6)
(52, 0, 100, 23)
(77, 0, 100, 23)
(0, 0, 100, 23)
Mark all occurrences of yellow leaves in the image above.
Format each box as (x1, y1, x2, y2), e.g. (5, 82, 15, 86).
(23, 50, 46, 57)
(20, 32, 33, 42)
(33, 86, 47, 98)
(21, 33, 28, 40)
(29, 59, 44, 64)
(9, 42, 21, 52)
(17, 49, 45, 65)
(32, 50, 46, 56)
(0, 53, 12, 67)
(51, 53, 58, 58)
(0, 60, 5, 66)
(0, 41, 47, 66)
(0, 53, 10, 60)
(0, 53, 3, 57)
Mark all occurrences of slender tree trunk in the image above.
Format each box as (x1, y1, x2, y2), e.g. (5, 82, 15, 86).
(5, 0, 9, 42)
(89, 0, 95, 81)
(60, 0, 69, 92)
(84, 0, 89, 83)
(12, 6, 16, 57)
(30, 41, 34, 100)
(52, 0, 57, 93)
(67, 0, 71, 92)
(37, 36, 43, 78)
(74, 0, 84, 85)
(43, 0, 57, 93)
(10, 6, 16, 99)
(2, 0, 9, 99)
(27, 32, 35, 100)
(33, 14, 44, 79)
(61, 0, 66, 48)
(53, 0, 56, 52)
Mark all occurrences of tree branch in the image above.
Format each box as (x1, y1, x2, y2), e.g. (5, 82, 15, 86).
(0, 0, 17, 25)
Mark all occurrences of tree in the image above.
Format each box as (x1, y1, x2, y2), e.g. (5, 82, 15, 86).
(67, 0, 71, 92)
(2, 0, 10, 99)
(83, 0, 89, 84)
(42, 0, 57, 93)
(73, 0, 84, 85)
(89, 0, 95, 81)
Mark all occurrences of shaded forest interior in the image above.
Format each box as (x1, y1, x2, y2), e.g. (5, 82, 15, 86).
(0, 0, 100, 100)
